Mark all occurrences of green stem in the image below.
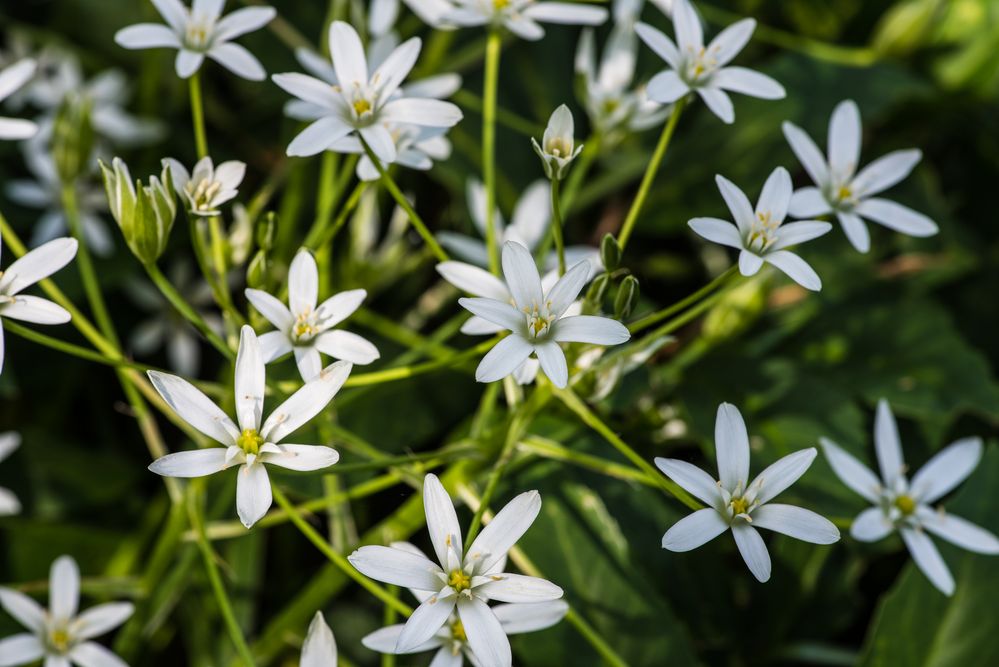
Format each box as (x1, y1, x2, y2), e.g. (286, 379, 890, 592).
(305, 180, 368, 250)
(189, 72, 208, 159)
(634, 281, 734, 346)
(482, 29, 502, 274)
(343, 339, 495, 387)
(617, 97, 686, 251)
(144, 261, 234, 359)
(628, 266, 738, 333)
(560, 134, 599, 215)
(519, 435, 657, 487)
(3, 321, 150, 373)
(550, 178, 566, 276)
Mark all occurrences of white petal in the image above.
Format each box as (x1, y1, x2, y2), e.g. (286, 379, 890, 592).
(662, 508, 729, 551)
(315, 330, 380, 365)
(437, 262, 509, 300)
(437, 233, 490, 267)
(50, 555, 79, 620)
(751, 504, 839, 544)
(466, 490, 541, 574)
(272, 72, 341, 110)
(501, 241, 543, 311)
(329, 21, 368, 87)
(257, 331, 292, 362)
(750, 448, 816, 505)
(372, 37, 421, 103)
(294, 347, 323, 381)
(235, 326, 265, 432)
(697, 86, 734, 124)
(855, 198, 938, 237)
(175, 49, 205, 79)
(635, 22, 681, 69)
(1, 296, 71, 324)
(0, 432, 20, 462)
(458, 298, 524, 332)
(473, 573, 562, 603)
(0, 59, 36, 101)
(286, 116, 353, 157)
(508, 181, 551, 252)
(424, 473, 463, 570)
(301, 611, 337, 667)
(381, 98, 464, 128)
(731, 524, 771, 583)
(1, 237, 78, 295)
(0, 487, 20, 516)
(672, 0, 703, 52)
(462, 316, 504, 336)
(193, 0, 224, 20)
(403, 73, 462, 99)
(147, 371, 238, 445)
(764, 251, 822, 291)
(707, 18, 755, 67)
(316, 289, 367, 327)
(788, 188, 833, 218)
(0, 587, 45, 632)
(151, 0, 186, 31)
(348, 545, 444, 590)
(0, 634, 43, 665)
(114, 24, 181, 49)
(493, 600, 569, 635)
(535, 341, 568, 388)
(647, 70, 689, 104)
(456, 597, 511, 667)
(68, 641, 129, 667)
(836, 212, 871, 253)
(551, 316, 629, 346)
(289, 250, 319, 315)
(360, 124, 398, 164)
(715, 174, 755, 234)
(74, 602, 135, 640)
(260, 444, 339, 471)
(712, 67, 784, 100)
(715, 402, 750, 490)
(738, 250, 764, 276)
(245, 289, 294, 330)
(524, 2, 608, 25)
(213, 161, 246, 191)
(828, 100, 861, 182)
(214, 6, 276, 42)
(261, 360, 352, 442)
(44, 653, 72, 667)
(900, 527, 954, 596)
(236, 463, 272, 528)
(654, 458, 721, 506)
(149, 448, 229, 478)
(397, 591, 457, 652)
(770, 221, 832, 251)
(503, 13, 546, 40)
(917, 507, 999, 555)
(361, 624, 438, 655)
(782, 123, 830, 188)
(688, 217, 743, 249)
(0, 118, 38, 140)
(545, 260, 590, 317)
(819, 437, 882, 503)
(850, 506, 893, 542)
(911, 437, 982, 504)
(756, 167, 792, 223)
(475, 335, 535, 384)
(851, 149, 921, 198)
(874, 399, 905, 487)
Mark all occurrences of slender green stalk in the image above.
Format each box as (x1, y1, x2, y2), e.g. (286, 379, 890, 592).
(271, 485, 413, 616)
(352, 307, 456, 360)
(560, 134, 600, 215)
(634, 282, 733, 346)
(519, 435, 657, 487)
(144, 261, 234, 359)
(451, 89, 542, 137)
(3, 321, 152, 372)
(482, 29, 502, 274)
(188, 71, 208, 159)
(305, 177, 367, 250)
(550, 178, 566, 275)
(382, 586, 399, 667)
(618, 96, 687, 251)
(343, 338, 495, 387)
(628, 266, 738, 333)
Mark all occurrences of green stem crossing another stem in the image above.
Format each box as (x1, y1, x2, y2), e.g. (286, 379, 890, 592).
(144, 261, 234, 359)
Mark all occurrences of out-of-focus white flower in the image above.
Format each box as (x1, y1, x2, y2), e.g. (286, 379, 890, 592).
(0, 59, 39, 140)
(115, 0, 276, 80)
(657, 403, 840, 582)
(374, 0, 454, 30)
(163, 156, 245, 217)
(783, 100, 938, 253)
(688, 167, 832, 291)
(637, 0, 785, 124)
(0, 432, 21, 515)
(821, 400, 999, 596)
(532, 105, 582, 180)
(301, 611, 337, 667)
(0, 555, 134, 666)
(245, 249, 379, 382)
(147, 325, 349, 528)
(441, 0, 608, 41)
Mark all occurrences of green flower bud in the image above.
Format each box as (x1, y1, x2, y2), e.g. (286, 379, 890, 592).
(52, 95, 94, 183)
(255, 211, 276, 251)
(246, 249, 268, 289)
(100, 158, 177, 264)
(600, 233, 621, 272)
(586, 273, 610, 306)
(614, 275, 639, 320)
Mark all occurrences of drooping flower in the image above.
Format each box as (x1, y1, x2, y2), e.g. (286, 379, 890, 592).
(0, 432, 21, 515)
(115, 0, 276, 80)
(440, 0, 609, 41)
(0, 227, 78, 374)
(783, 100, 938, 253)
(349, 474, 562, 667)
(162, 156, 245, 217)
(656, 403, 840, 582)
(0, 555, 134, 666)
(821, 400, 999, 596)
(532, 105, 582, 181)
(245, 249, 379, 382)
(301, 611, 337, 667)
(147, 325, 349, 528)
(688, 167, 832, 291)
(636, 0, 785, 124)
(0, 59, 39, 140)
(273, 21, 462, 161)
(458, 241, 629, 389)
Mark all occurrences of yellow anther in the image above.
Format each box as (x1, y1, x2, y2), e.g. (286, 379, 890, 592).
(837, 185, 853, 201)
(894, 494, 916, 516)
(730, 496, 750, 516)
(451, 619, 467, 643)
(447, 569, 472, 593)
(353, 98, 372, 116)
(494, 0, 510, 9)
(237, 428, 263, 455)
(49, 628, 71, 652)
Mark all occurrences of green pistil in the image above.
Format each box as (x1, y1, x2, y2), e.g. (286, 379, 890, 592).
(894, 494, 916, 516)
(448, 569, 472, 593)
(237, 428, 263, 456)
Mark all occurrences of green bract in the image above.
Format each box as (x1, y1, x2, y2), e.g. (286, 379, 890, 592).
(100, 158, 177, 265)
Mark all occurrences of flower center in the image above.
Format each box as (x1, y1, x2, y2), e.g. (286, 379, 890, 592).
(352, 98, 372, 117)
(747, 211, 779, 252)
(523, 301, 555, 338)
(545, 137, 572, 158)
(47, 626, 72, 654)
(187, 179, 222, 213)
(494, 0, 510, 9)
(894, 494, 916, 516)
(291, 310, 324, 343)
(184, 21, 213, 50)
(237, 428, 263, 456)
(447, 569, 472, 593)
(685, 47, 717, 83)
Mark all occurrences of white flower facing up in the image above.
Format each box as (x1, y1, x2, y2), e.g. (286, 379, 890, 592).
(441, 0, 609, 41)
(162, 156, 245, 217)
(458, 241, 630, 389)
(273, 21, 462, 161)
(531, 105, 582, 181)
(245, 249, 379, 382)
(821, 400, 999, 596)
(783, 100, 938, 253)
(0, 227, 78, 374)
(0, 59, 39, 140)
(657, 403, 840, 583)
(636, 0, 785, 124)
(349, 474, 563, 667)
(0, 432, 21, 515)
(147, 325, 350, 528)
(0, 555, 134, 667)
(300, 611, 337, 667)
(688, 167, 832, 291)
(115, 0, 276, 80)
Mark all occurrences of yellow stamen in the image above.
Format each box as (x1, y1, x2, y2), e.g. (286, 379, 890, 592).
(353, 98, 372, 116)
(894, 494, 916, 516)
(451, 619, 467, 643)
(730, 497, 750, 516)
(237, 428, 263, 456)
(447, 569, 472, 593)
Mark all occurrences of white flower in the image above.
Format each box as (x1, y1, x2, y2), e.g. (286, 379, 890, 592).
(147, 325, 349, 528)
(0, 59, 39, 140)
(0, 227, 77, 374)
(301, 611, 337, 667)
(656, 403, 840, 583)
(348, 473, 562, 667)
(636, 0, 785, 124)
(273, 21, 462, 161)
(441, 0, 609, 41)
(115, 0, 275, 80)
(0, 555, 134, 666)
(163, 156, 245, 217)
(821, 400, 999, 596)
(362, 542, 568, 666)
(688, 167, 832, 291)
(0, 432, 21, 515)
(245, 250, 379, 382)
(458, 241, 629, 388)
(531, 105, 582, 180)
(783, 100, 938, 253)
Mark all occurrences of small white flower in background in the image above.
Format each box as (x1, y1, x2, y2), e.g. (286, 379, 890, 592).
(147, 325, 349, 528)
(532, 105, 582, 181)
(656, 402, 840, 583)
(441, 0, 608, 41)
(349, 473, 562, 667)
(783, 100, 938, 253)
(458, 241, 630, 389)
(245, 249, 379, 382)
(688, 167, 832, 291)
(163, 156, 245, 217)
(0, 227, 77, 374)
(301, 611, 337, 667)
(0, 432, 22, 515)
(273, 21, 462, 161)
(821, 400, 999, 596)
(0, 555, 134, 666)
(115, 0, 276, 80)
(0, 59, 39, 140)
(362, 541, 569, 666)
(636, 0, 785, 124)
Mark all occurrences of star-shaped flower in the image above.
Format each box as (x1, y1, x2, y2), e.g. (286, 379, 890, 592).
(821, 400, 999, 595)
(0, 59, 39, 140)
(147, 325, 349, 527)
(162, 156, 245, 217)
(441, 1, 608, 41)
(657, 402, 840, 582)
(783, 100, 938, 253)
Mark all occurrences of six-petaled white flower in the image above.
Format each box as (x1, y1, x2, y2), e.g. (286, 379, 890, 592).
(0, 59, 39, 140)
(783, 100, 938, 253)
(349, 473, 562, 667)
(657, 402, 840, 582)
(636, 0, 785, 124)
(532, 104, 582, 180)
(0, 555, 134, 667)
(0, 432, 21, 515)
(688, 167, 832, 291)
(163, 156, 246, 217)
(245, 249, 379, 382)
(821, 399, 999, 596)
(441, 0, 608, 41)
(458, 241, 629, 389)
(301, 611, 337, 667)
(115, 0, 276, 80)
(147, 325, 349, 528)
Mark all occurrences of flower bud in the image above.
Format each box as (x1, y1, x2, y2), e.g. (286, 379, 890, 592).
(246, 249, 269, 290)
(100, 158, 177, 265)
(52, 95, 94, 183)
(614, 275, 639, 320)
(600, 233, 621, 272)
(531, 104, 583, 181)
(586, 273, 610, 305)
(256, 211, 276, 251)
